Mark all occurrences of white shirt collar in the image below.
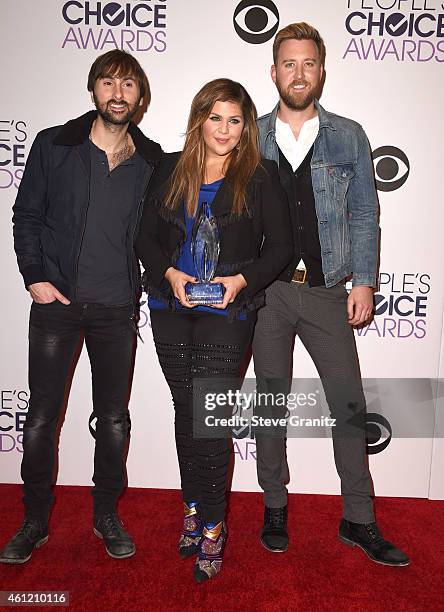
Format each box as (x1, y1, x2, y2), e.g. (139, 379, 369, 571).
(275, 114, 320, 173)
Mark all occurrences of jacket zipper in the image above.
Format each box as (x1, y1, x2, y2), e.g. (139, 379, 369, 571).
(129, 163, 158, 334)
(74, 148, 91, 303)
(130, 164, 155, 299)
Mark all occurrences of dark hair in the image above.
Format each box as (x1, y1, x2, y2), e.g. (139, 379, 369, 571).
(87, 49, 150, 103)
(165, 78, 261, 217)
(273, 22, 326, 66)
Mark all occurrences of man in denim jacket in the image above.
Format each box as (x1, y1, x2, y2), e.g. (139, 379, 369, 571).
(253, 22, 409, 566)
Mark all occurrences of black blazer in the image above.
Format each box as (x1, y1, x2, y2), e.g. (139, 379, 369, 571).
(12, 111, 162, 301)
(136, 152, 293, 319)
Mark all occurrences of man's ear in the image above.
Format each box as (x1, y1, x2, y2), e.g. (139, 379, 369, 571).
(271, 64, 276, 84)
(139, 97, 144, 107)
(90, 91, 95, 105)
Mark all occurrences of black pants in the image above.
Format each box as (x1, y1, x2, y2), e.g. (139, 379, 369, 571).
(150, 310, 255, 524)
(22, 301, 136, 520)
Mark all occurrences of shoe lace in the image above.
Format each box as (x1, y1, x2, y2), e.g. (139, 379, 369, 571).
(268, 507, 285, 528)
(100, 514, 123, 537)
(18, 519, 42, 540)
(364, 523, 384, 544)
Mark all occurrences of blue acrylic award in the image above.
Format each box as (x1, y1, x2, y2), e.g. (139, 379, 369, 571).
(185, 202, 224, 305)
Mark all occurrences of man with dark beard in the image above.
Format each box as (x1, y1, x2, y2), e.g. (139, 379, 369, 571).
(254, 23, 409, 566)
(1, 50, 161, 564)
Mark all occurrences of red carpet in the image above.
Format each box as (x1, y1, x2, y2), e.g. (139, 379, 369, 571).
(0, 485, 443, 611)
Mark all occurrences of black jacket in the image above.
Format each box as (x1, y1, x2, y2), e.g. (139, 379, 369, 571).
(12, 111, 162, 301)
(135, 152, 293, 319)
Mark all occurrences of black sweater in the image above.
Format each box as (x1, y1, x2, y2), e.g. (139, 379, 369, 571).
(136, 152, 293, 320)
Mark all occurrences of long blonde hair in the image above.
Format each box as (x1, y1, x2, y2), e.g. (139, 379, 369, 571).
(165, 78, 261, 217)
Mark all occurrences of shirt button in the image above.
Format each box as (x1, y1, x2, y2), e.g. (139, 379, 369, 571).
(299, 226, 303, 231)
(297, 201, 302, 206)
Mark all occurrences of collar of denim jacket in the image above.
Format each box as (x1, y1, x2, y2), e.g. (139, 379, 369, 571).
(266, 99, 337, 138)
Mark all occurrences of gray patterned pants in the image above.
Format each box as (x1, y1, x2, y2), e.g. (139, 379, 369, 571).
(252, 280, 375, 523)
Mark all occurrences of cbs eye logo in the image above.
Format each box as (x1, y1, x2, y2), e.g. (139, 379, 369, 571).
(88, 412, 131, 439)
(365, 413, 392, 454)
(89, 412, 97, 439)
(233, 0, 279, 44)
(372, 146, 410, 192)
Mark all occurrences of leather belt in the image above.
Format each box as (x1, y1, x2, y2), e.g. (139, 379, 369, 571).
(291, 268, 307, 283)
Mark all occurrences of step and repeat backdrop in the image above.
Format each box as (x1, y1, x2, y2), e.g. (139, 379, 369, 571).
(1, 0, 443, 499)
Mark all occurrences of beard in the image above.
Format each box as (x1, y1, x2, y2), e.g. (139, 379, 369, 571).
(93, 94, 140, 126)
(276, 78, 317, 111)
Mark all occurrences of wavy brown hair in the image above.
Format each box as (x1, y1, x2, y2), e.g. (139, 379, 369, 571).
(273, 22, 326, 66)
(87, 49, 150, 103)
(165, 78, 261, 217)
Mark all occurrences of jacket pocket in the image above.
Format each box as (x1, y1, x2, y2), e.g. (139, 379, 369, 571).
(329, 163, 356, 182)
(327, 163, 355, 209)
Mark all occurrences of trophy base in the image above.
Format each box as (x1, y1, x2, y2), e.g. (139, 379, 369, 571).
(185, 282, 225, 305)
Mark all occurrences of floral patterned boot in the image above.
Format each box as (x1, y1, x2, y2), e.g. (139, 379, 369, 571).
(193, 521, 227, 582)
(179, 502, 202, 559)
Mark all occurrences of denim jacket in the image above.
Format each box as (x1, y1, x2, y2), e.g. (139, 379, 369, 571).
(257, 100, 379, 288)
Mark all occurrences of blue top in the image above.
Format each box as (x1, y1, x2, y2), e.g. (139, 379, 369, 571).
(148, 179, 245, 318)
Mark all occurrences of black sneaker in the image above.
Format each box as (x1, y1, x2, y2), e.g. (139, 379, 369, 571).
(339, 519, 410, 566)
(260, 505, 288, 553)
(0, 518, 48, 564)
(93, 513, 135, 559)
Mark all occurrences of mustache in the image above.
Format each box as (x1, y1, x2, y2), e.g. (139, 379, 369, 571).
(289, 80, 310, 88)
(107, 99, 129, 108)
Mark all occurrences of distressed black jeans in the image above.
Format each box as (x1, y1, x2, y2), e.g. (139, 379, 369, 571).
(22, 301, 136, 520)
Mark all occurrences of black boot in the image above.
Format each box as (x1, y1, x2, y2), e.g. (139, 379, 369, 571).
(339, 519, 410, 566)
(93, 513, 135, 559)
(260, 505, 288, 552)
(0, 518, 48, 564)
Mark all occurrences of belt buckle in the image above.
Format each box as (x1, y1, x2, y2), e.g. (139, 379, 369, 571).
(291, 269, 307, 284)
